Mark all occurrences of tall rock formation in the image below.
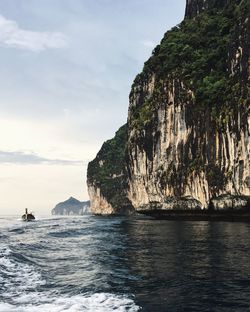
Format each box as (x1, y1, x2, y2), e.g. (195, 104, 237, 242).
(87, 0, 250, 215)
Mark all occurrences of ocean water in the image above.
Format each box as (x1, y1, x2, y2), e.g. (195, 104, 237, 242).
(0, 215, 250, 311)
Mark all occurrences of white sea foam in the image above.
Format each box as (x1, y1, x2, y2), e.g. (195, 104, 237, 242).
(0, 245, 140, 311)
(0, 293, 140, 312)
(0, 245, 45, 299)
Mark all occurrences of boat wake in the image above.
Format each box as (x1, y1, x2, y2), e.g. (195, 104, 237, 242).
(0, 293, 140, 312)
(0, 245, 140, 312)
(0, 245, 45, 299)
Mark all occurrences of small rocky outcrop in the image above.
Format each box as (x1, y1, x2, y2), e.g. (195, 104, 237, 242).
(51, 197, 90, 215)
(210, 195, 250, 211)
(137, 196, 203, 212)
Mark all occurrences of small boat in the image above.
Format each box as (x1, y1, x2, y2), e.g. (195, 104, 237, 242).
(22, 208, 35, 221)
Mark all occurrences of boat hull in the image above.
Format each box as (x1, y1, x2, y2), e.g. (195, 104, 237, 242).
(22, 214, 35, 221)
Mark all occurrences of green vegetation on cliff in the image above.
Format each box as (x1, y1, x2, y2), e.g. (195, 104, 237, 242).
(88, 125, 127, 183)
(87, 124, 133, 213)
(87, 0, 249, 214)
(131, 0, 249, 130)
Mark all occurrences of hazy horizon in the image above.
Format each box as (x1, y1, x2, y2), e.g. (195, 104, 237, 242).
(0, 0, 185, 215)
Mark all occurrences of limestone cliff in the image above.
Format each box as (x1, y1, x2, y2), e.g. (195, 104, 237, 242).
(87, 125, 133, 214)
(87, 0, 250, 214)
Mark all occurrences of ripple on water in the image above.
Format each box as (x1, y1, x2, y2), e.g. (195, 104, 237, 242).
(0, 245, 46, 300)
(1, 216, 250, 311)
(0, 240, 140, 312)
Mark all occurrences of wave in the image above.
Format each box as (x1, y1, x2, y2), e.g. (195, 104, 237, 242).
(0, 245, 140, 311)
(8, 228, 25, 234)
(0, 245, 45, 300)
(0, 293, 140, 312)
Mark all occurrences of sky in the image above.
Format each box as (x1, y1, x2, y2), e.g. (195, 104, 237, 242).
(0, 0, 185, 216)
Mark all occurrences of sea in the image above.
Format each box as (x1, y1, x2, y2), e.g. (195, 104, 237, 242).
(0, 215, 250, 312)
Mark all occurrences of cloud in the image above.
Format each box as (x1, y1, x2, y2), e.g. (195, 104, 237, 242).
(0, 14, 67, 51)
(0, 151, 83, 166)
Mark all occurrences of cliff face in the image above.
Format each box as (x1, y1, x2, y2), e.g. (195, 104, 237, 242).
(87, 125, 134, 214)
(87, 0, 250, 214)
(127, 0, 249, 210)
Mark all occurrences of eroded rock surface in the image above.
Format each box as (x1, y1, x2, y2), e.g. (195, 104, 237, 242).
(87, 0, 250, 215)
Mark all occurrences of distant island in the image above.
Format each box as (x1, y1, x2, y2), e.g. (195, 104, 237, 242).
(51, 197, 90, 215)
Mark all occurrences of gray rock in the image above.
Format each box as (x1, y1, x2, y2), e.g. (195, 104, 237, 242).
(138, 196, 203, 211)
(210, 195, 250, 211)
